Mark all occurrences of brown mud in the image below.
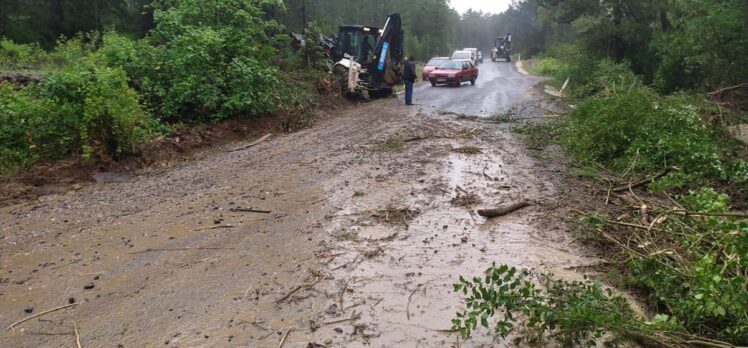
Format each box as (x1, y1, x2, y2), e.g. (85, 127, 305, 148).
(2, 63, 600, 347)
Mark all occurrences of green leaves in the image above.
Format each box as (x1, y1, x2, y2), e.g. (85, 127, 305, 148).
(452, 264, 650, 346)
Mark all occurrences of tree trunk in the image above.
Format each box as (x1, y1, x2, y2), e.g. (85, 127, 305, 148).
(49, 0, 66, 37)
(612, 0, 625, 62)
(660, 8, 670, 31)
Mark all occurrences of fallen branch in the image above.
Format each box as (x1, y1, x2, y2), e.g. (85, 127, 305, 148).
(6, 303, 77, 331)
(670, 209, 748, 219)
(708, 83, 748, 97)
(275, 277, 320, 303)
(227, 133, 273, 153)
(612, 167, 675, 193)
(477, 201, 531, 218)
(192, 225, 235, 232)
(406, 284, 423, 320)
(230, 208, 272, 214)
(74, 321, 82, 348)
(324, 310, 361, 325)
(278, 328, 292, 348)
(128, 247, 235, 254)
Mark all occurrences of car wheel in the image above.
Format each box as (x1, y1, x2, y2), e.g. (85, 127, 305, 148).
(455, 81, 461, 88)
(431, 81, 436, 87)
(470, 78, 476, 85)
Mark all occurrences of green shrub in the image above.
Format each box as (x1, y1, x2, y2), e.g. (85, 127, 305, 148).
(560, 87, 739, 187)
(452, 264, 683, 346)
(140, 0, 287, 122)
(0, 63, 155, 174)
(0, 38, 48, 70)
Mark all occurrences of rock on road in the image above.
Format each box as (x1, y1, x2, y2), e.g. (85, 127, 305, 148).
(0, 60, 595, 347)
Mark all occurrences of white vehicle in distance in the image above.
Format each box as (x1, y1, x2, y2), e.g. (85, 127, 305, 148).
(463, 48, 479, 65)
(451, 50, 477, 66)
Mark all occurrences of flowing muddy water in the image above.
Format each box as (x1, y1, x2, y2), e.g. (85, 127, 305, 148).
(1, 62, 597, 347)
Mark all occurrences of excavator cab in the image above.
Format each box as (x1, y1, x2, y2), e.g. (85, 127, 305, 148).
(330, 14, 403, 98)
(492, 33, 512, 62)
(331, 26, 380, 64)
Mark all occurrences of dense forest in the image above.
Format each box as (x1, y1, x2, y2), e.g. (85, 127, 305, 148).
(1, 1, 747, 346)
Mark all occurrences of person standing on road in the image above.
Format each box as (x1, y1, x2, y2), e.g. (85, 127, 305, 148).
(402, 55, 417, 105)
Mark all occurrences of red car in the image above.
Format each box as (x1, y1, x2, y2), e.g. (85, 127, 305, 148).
(421, 57, 450, 81)
(428, 60, 478, 87)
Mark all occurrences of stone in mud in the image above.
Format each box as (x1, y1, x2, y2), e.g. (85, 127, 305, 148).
(24, 305, 33, 314)
(324, 303, 338, 314)
(68, 297, 76, 304)
(84, 282, 95, 290)
(334, 327, 343, 333)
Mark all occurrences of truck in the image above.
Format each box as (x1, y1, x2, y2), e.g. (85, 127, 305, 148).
(330, 14, 404, 98)
(491, 33, 512, 62)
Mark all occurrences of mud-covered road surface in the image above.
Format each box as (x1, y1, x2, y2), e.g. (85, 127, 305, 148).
(1, 61, 597, 347)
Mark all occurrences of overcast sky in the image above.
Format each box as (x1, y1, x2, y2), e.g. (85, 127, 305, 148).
(450, 0, 513, 15)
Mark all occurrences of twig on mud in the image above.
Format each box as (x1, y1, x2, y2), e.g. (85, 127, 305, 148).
(612, 167, 675, 193)
(324, 310, 361, 325)
(226, 133, 273, 153)
(128, 247, 235, 254)
(261, 328, 284, 340)
(669, 209, 748, 219)
(406, 284, 424, 321)
(230, 208, 272, 214)
(339, 282, 348, 312)
(243, 283, 255, 301)
(332, 255, 360, 271)
(278, 328, 292, 348)
(275, 277, 320, 303)
(192, 225, 235, 232)
(74, 321, 82, 348)
(6, 303, 77, 331)
(477, 201, 531, 218)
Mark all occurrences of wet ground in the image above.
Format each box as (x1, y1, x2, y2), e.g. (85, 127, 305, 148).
(1, 61, 596, 347)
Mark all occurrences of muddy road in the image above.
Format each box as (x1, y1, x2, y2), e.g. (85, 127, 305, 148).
(1, 61, 596, 347)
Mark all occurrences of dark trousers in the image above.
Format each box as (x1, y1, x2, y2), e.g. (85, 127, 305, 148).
(404, 80, 414, 104)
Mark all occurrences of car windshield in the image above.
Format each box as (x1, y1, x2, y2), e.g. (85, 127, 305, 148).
(427, 58, 447, 66)
(438, 61, 462, 70)
(452, 52, 470, 60)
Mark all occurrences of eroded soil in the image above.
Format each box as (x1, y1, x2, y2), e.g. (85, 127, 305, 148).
(1, 62, 597, 347)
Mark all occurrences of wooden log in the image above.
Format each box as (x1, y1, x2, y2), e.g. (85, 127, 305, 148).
(477, 201, 531, 218)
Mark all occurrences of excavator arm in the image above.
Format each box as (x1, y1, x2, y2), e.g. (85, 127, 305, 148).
(369, 14, 403, 89)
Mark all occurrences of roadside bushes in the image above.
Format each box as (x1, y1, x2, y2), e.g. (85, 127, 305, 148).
(139, 0, 287, 122)
(0, 61, 154, 174)
(0, 38, 47, 70)
(561, 87, 746, 189)
(1, 0, 314, 174)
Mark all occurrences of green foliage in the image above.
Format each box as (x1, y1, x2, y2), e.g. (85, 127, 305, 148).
(453, 263, 680, 346)
(138, 0, 286, 122)
(0, 63, 154, 173)
(623, 195, 748, 343)
(0, 38, 48, 69)
(653, 0, 748, 92)
(560, 87, 743, 188)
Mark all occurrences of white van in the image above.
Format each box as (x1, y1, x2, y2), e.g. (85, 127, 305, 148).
(451, 50, 476, 66)
(462, 48, 479, 65)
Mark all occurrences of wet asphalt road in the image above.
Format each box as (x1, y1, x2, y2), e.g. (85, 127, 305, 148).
(413, 60, 539, 116)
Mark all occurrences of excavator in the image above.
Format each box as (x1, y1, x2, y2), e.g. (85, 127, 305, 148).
(330, 14, 403, 98)
(491, 33, 512, 62)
